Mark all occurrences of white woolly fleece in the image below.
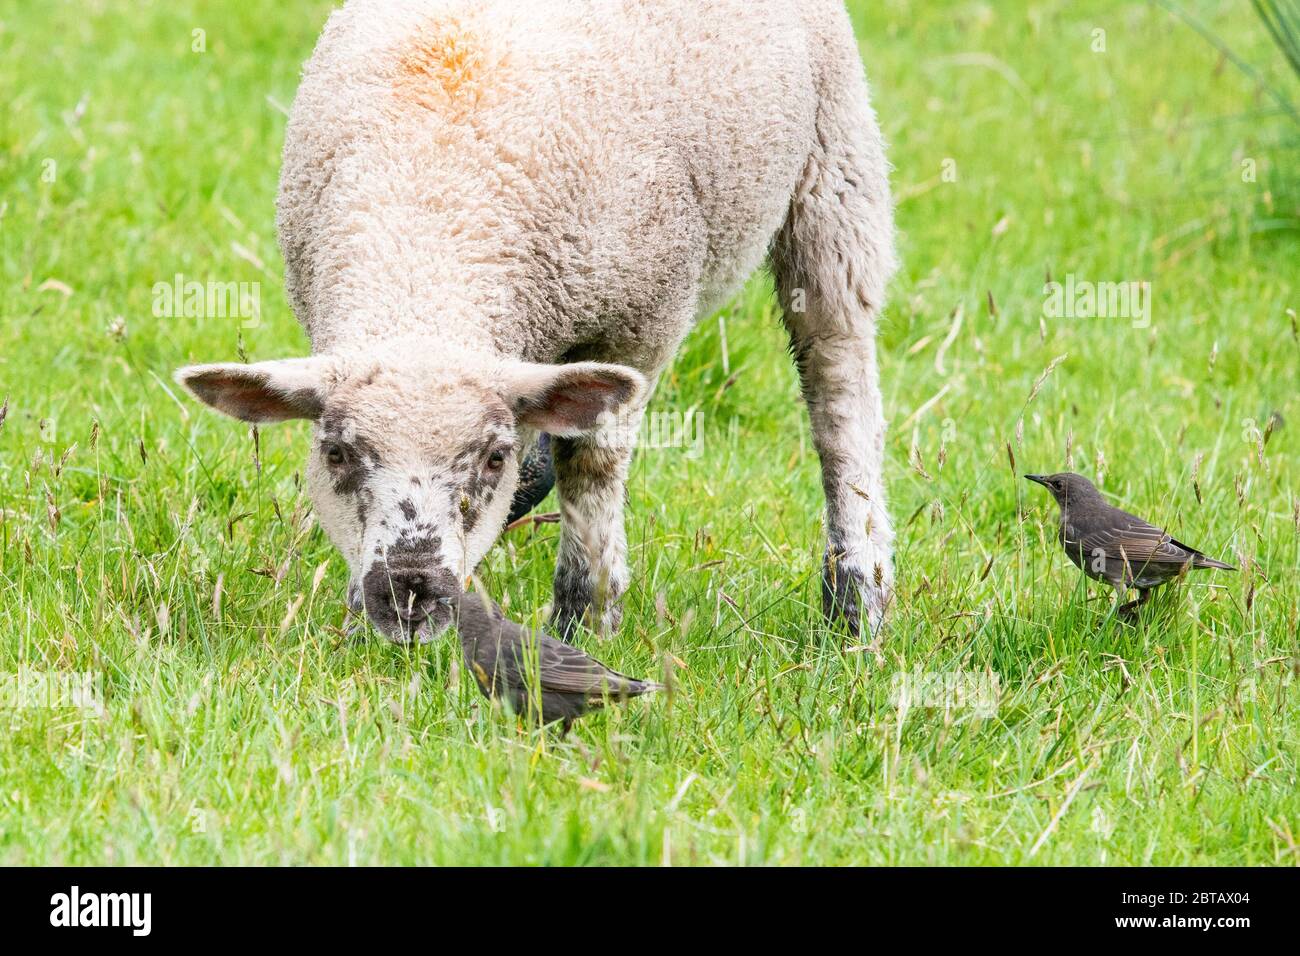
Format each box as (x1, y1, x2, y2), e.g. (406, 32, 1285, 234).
(277, 0, 894, 371)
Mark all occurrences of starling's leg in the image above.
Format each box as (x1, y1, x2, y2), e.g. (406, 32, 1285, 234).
(1112, 583, 1128, 610)
(549, 391, 652, 641)
(1114, 583, 1153, 620)
(770, 62, 896, 638)
(1112, 583, 1136, 619)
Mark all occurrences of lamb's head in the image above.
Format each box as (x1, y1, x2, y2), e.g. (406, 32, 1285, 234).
(175, 352, 644, 643)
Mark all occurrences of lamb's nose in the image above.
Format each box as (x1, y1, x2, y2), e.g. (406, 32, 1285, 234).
(365, 566, 439, 621)
(391, 569, 433, 617)
(360, 560, 460, 638)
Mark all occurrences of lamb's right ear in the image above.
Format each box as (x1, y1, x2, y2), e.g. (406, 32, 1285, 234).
(174, 358, 332, 424)
(503, 361, 647, 437)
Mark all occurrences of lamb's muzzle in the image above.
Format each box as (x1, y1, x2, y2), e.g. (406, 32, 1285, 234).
(361, 560, 460, 643)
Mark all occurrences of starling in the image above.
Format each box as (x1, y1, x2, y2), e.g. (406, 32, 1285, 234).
(453, 590, 663, 729)
(1025, 472, 1234, 617)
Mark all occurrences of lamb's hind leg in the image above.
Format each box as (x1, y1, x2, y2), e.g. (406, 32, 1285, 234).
(772, 64, 897, 637)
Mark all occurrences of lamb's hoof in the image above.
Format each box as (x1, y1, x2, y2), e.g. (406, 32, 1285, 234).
(548, 607, 582, 644)
(549, 600, 623, 644)
(821, 552, 888, 638)
(550, 554, 626, 643)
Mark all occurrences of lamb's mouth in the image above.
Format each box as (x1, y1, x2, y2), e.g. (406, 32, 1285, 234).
(348, 576, 456, 643)
(375, 601, 454, 645)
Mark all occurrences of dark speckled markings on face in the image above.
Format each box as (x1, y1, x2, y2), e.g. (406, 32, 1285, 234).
(308, 402, 528, 642)
(446, 410, 516, 536)
(320, 414, 380, 504)
(452, 448, 504, 534)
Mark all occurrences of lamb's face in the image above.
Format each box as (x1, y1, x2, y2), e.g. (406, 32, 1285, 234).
(174, 352, 645, 644)
(307, 377, 522, 643)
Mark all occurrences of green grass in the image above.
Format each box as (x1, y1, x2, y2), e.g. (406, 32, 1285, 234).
(0, 0, 1297, 865)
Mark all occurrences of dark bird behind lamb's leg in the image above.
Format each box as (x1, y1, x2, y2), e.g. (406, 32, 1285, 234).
(507, 433, 555, 525)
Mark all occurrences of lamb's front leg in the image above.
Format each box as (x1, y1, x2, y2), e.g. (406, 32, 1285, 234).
(549, 432, 636, 641)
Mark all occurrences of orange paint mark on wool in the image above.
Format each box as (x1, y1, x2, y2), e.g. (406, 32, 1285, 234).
(395, 17, 494, 116)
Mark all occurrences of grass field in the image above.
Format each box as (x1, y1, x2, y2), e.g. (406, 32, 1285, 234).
(0, 0, 1297, 865)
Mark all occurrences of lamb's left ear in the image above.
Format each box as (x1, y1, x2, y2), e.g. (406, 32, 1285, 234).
(174, 357, 333, 424)
(504, 361, 647, 437)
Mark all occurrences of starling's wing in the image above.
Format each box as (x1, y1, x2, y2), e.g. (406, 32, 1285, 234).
(536, 636, 656, 698)
(1166, 536, 1236, 570)
(1080, 510, 1196, 566)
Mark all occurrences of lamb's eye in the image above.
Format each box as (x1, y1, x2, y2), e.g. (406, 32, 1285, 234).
(486, 449, 506, 471)
(324, 444, 347, 466)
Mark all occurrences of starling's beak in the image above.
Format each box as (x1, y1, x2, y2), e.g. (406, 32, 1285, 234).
(1024, 474, 1049, 488)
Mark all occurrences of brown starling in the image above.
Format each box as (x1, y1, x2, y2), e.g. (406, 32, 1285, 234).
(453, 591, 663, 729)
(1025, 472, 1235, 617)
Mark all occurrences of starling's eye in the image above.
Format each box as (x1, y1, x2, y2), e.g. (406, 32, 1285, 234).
(486, 449, 506, 471)
(324, 444, 347, 466)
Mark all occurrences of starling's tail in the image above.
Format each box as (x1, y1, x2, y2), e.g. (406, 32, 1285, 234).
(588, 677, 664, 707)
(610, 677, 664, 698)
(1195, 555, 1235, 571)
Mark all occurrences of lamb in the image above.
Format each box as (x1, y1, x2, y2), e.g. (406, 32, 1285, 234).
(176, 0, 897, 643)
